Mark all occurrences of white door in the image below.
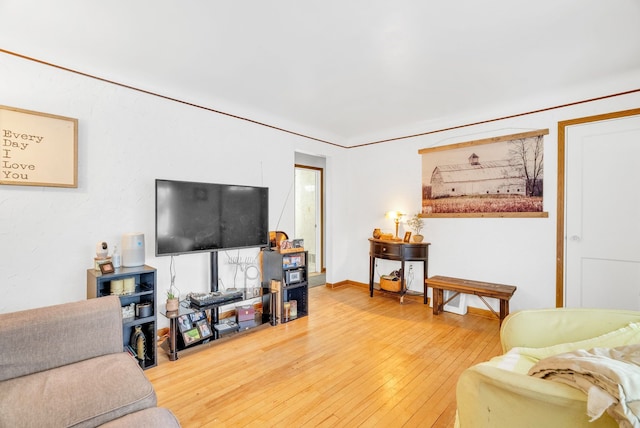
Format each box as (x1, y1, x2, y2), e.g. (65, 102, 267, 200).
(565, 114, 640, 309)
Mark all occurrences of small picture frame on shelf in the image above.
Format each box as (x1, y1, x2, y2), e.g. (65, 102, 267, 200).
(280, 240, 292, 250)
(190, 311, 206, 322)
(279, 239, 304, 254)
(99, 262, 115, 274)
(196, 320, 212, 338)
(177, 314, 193, 333)
(403, 231, 412, 243)
(182, 328, 201, 344)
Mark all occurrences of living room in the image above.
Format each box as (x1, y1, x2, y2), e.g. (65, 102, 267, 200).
(1, 2, 640, 427)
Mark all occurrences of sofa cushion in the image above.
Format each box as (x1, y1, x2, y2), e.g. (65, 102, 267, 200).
(485, 321, 640, 373)
(0, 296, 123, 382)
(501, 308, 640, 351)
(0, 353, 156, 428)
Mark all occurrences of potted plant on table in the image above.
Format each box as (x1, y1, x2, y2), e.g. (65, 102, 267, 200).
(166, 285, 180, 312)
(407, 214, 425, 242)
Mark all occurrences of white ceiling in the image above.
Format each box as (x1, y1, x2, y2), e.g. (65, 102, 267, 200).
(2, 1, 639, 146)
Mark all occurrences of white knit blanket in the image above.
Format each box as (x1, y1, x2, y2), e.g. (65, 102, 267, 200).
(528, 344, 640, 428)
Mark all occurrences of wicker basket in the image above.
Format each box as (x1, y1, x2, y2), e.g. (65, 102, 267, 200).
(380, 276, 401, 292)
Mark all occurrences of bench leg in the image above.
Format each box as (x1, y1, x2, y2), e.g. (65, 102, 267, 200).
(432, 288, 444, 315)
(500, 299, 510, 325)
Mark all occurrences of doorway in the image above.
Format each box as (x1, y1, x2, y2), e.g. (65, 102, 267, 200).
(294, 153, 325, 284)
(557, 108, 640, 308)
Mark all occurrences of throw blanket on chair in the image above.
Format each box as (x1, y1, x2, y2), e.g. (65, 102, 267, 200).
(528, 344, 640, 428)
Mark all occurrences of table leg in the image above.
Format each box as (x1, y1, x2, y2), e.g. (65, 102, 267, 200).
(168, 317, 178, 361)
(423, 260, 428, 305)
(369, 256, 375, 297)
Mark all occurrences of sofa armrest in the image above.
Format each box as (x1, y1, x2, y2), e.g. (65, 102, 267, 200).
(456, 364, 617, 428)
(500, 308, 640, 352)
(0, 296, 124, 381)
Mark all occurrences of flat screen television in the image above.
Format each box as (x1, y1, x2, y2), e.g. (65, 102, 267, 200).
(155, 179, 269, 256)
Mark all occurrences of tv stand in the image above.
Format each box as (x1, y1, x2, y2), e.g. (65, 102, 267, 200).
(160, 249, 276, 361)
(160, 287, 276, 360)
(210, 251, 219, 292)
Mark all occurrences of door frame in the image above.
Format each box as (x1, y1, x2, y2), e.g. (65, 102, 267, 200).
(294, 164, 325, 273)
(555, 107, 640, 307)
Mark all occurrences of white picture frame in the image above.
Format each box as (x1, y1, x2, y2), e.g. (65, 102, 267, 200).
(443, 290, 467, 315)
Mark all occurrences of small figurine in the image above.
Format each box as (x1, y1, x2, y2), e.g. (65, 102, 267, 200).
(96, 241, 108, 259)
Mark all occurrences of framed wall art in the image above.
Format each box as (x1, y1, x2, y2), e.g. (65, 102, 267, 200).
(0, 105, 78, 188)
(418, 129, 549, 218)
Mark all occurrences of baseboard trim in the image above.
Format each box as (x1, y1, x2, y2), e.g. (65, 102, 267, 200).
(328, 280, 427, 304)
(466, 306, 495, 319)
(326, 279, 499, 313)
(324, 280, 353, 289)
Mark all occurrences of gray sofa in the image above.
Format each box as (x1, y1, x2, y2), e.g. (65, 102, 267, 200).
(0, 295, 180, 427)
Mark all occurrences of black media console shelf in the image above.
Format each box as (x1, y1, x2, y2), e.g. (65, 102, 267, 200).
(262, 249, 309, 323)
(86, 265, 157, 369)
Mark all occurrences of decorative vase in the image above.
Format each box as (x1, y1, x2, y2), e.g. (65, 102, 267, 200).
(130, 325, 146, 361)
(373, 228, 382, 239)
(413, 234, 424, 243)
(166, 298, 179, 312)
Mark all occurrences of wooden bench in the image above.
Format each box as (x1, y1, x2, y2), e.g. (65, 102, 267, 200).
(426, 276, 517, 324)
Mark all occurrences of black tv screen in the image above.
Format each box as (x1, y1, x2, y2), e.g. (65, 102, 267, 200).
(155, 179, 269, 256)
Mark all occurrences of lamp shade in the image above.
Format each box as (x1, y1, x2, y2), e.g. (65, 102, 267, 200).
(385, 211, 405, 239)
(385, 211, 404, 220)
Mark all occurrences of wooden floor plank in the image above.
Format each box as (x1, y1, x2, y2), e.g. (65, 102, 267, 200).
(146, 285, 501, 427)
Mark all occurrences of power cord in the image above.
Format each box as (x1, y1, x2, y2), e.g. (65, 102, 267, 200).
(169, 256, 181, 299)
(407, 265, 414, 290)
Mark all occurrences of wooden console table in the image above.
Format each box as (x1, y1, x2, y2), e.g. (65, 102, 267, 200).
(369, 238, 430, 304)
(426, 275, 517, 324)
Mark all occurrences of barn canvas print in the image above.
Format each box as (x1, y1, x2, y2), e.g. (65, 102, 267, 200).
(419, 130, 549, 217)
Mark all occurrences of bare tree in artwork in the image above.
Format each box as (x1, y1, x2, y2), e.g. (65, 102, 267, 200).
(507, 135, 544, 197)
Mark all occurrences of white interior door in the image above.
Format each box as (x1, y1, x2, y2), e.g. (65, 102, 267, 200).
(565, 114, 640, 309)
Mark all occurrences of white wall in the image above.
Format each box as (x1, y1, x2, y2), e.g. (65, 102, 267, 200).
(0, 53, 347, 328)
(346, 87, 640, 312)
(2, 51, 639, 325)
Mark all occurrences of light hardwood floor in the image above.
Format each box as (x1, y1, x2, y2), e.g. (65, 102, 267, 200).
(147, 285, 502, 427)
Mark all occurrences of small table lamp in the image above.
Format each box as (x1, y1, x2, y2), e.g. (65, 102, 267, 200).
(385, 211, 405, 240)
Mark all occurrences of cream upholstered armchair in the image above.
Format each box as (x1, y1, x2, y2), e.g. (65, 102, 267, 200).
(456, 308, 640, 428)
